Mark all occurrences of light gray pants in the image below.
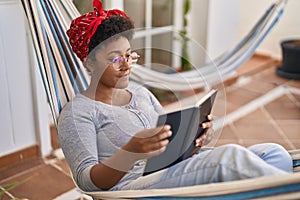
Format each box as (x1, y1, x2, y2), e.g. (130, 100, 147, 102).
(120, 143, 293, 190)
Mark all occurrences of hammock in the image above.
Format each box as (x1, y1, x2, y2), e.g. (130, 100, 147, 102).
(20, 0, 300, 199)
(130, 0, 287, 91)
(86, 171, 300, 200)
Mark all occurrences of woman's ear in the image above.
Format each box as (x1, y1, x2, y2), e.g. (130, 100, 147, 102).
(83, 58, 95, 73)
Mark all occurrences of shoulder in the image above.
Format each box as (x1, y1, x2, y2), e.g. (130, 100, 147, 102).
(58, 94, 98, 126)
(59, 94, 90, 115)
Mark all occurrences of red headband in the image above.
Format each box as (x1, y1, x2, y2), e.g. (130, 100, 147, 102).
(67, 0, 128, 62)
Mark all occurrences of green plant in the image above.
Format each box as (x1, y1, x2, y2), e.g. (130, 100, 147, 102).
(0, 177, 31, 200)
(178, 0, 192, 71)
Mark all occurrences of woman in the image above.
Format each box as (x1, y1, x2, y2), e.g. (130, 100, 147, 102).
(58, 0, 292, 192)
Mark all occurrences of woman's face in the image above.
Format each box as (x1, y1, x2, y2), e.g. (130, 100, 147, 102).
(90, 36, 132, 89)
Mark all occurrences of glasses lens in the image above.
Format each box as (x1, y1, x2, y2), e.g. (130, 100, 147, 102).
(110, 52, 140, 71)
(112, 56, 122, 63)
(110, 56, 122, 70)
(130, 52, 139, 64)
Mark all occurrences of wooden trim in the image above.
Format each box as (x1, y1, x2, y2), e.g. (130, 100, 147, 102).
(0, 145, 40, 169)
(50, 124, 60, 150)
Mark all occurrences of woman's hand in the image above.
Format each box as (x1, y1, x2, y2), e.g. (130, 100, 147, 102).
(122, 125, 172, 160)
(92, 126, 171, 190)
(195, 114, 214, 148)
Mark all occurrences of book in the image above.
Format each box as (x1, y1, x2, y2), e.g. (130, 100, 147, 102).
(143, 89, 218, 176)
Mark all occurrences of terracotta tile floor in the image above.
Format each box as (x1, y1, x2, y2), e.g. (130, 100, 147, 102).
(0, 54, 299, 199)
(215, 65, 300, 150)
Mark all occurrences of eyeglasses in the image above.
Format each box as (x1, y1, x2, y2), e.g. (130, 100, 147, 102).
(108, 52, 140, 71)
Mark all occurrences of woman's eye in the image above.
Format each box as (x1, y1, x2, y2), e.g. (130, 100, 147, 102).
(112, 56, 122, 63)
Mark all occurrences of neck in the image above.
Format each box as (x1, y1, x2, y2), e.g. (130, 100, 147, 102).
(84, 84, 131, 106)
(94, 87, 116, 103)
(84, 83, 115, 102)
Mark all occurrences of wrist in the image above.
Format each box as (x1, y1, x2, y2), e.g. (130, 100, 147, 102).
(103, 148, 142, 172)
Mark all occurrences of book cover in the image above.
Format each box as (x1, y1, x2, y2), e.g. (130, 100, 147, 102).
(143, 89, 218, 175)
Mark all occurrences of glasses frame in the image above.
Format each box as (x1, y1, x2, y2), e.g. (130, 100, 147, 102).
(108, 52, 139, 71)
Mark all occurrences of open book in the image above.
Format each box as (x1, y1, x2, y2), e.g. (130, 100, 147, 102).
(143, 89, 218, 175)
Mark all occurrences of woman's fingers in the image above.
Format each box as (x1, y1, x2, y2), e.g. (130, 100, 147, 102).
(147, 125, 172, 150)
(132, 125, 172, 153)
(135, 125, 171, 139)
(150, 138, 170, 152)
(201, 114, 214, 129)
(155, 125, 172, 141)
(207, 114, 214, 121)
(195, 134, 207, 147)
(196, 115, 215, 147)
(201, 122, 212, 129)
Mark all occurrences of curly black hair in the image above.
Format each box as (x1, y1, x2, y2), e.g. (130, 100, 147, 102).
(88, 15, 135, 57)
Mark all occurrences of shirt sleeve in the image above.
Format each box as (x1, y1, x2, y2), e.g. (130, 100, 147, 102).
(57, 102, 100, 191)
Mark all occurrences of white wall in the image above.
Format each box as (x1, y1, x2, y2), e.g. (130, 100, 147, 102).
(0, 1, 51, 156)
(188, 0, 210, 65)
(239, 0, 300, 58)
(205, 0, 240, 61)
(189, 0, 300, 62)
(188, 0, 240, 64)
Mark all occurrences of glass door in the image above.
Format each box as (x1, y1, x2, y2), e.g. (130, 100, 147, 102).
(123, 0, 179, 72)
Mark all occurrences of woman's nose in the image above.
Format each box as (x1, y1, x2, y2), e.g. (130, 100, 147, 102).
(120, 58, 132, 71)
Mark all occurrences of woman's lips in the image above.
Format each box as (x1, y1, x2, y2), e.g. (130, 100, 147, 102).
(119, 72, 130, 79)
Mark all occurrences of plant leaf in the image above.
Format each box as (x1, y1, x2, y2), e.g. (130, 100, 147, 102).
(0, 176, 34, 198)
(184, 0, 191, 15)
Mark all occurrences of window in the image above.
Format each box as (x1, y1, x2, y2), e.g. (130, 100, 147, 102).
(109, 0, 181, 71)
